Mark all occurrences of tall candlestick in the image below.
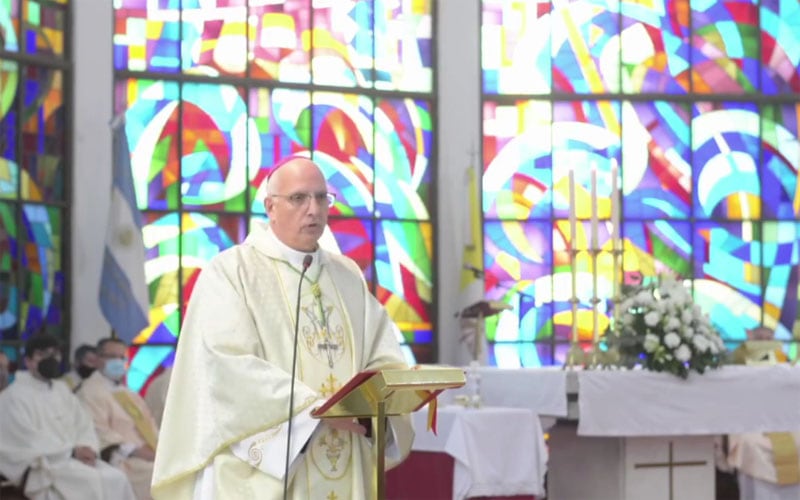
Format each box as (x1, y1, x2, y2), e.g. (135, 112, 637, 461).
(568, 169, 579, 344)
(590, 167, 599, 343)
(610, 161, 620, 302)
(590, 168, 598, 250)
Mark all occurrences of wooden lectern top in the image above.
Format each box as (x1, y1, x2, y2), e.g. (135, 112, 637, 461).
(311, 366, 466, 419)
(460, 299, 512, 319)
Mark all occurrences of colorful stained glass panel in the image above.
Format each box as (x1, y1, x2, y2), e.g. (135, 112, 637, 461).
(483, 100, 552, 220)
(374, 98, 432, 220)
(0, 201, 17, 339)
(551, 0, 620, 94)
(311, 1, 373, 87)
(19, 204, 63, 339)
(116, 79, 181, 210)
(620, 0, 690, 93)
(312, 92, 374, 218)
(374, 0, 433, 92)
(0, 0, 20, 52)
(23, 0, 65, 57)
(374, 221, 432, 344)
(248, 0, 311, 83)
(181, 83, 247, 212)
(21, 66, 64, 202)
(761, 222, 800, 340)
(622, 101, 691, 219)
(761, 0, 800, 94)
(181, 0, 247, 77)
(693, 221, 762, 342)
(482, 0, 551, 95)
(327, 218, 374, 282)
(113, 0, 181, 72)
(0, 60, 19, 199)
(247, 87, 311, 214)
(691, 0, 759, 93)
(128, 344, 174, 394)
(180, 213, 247, 311)
(761, 104, 800, 219)
(139, 213, 180, 345)
(692, 102, 760, 220)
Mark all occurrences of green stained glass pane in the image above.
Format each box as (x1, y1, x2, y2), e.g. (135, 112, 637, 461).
(0, 0, 20, 51)
(0, 201, 17, 339)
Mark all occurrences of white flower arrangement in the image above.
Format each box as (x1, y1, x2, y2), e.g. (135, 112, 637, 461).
(606, 275, 726, 379)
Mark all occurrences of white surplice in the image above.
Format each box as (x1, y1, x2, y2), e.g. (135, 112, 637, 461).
(152, 221, 414, 500)
(0, 371, 135, 500)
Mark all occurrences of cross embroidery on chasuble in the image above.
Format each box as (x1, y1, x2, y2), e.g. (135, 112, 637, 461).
(301, 282, 346, 369)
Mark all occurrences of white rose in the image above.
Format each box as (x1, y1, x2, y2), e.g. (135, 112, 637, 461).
(692, 335, 710, 353)
(643, 333, 660, 353)
(664, 332, 681, 348)
(675, 344, 692, 362)
(665, 317, 681, 331)
(644, 311, 661, 327)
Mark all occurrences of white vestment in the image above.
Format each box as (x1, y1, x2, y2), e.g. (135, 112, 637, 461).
(152, 221, 414, 500)
(0, 371, 135, 500)
(144, 366, 172, 427)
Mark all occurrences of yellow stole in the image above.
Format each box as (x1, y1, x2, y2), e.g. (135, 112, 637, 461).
(113, 391, 159, 450)
(766, 432, 800, 485)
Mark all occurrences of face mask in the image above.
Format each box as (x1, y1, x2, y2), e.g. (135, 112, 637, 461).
(37, 357, 62, 380)
(77, 365, 95, 379)
(103, 359, 127, 381)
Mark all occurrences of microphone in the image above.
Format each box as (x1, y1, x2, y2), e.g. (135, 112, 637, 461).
(283, 254, 313, 499)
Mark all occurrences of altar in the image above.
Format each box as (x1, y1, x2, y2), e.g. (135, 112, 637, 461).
(386, 405, 547, 500)
(452, 364, 800, 500)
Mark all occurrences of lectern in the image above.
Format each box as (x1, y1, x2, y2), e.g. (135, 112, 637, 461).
(311, 366, 466, 500)
(459, 300, 512, 361)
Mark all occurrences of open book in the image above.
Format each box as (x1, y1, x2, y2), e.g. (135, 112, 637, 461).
(311, 366, 466, 419)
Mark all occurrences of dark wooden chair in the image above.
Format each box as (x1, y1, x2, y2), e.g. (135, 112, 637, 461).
(0, 469, 30, 500)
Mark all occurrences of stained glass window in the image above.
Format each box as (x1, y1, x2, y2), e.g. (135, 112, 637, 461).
(113, 0, 435, 391)
(0, 0, 70, 363)
(482, 0, 800, 367)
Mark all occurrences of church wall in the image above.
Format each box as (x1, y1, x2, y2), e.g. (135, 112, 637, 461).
(71, 0, 114, 349)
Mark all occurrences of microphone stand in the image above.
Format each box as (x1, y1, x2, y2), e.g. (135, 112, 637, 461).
(283, 254, 313, 500)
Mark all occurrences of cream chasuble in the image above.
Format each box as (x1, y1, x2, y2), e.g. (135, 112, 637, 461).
(152, 222, 414, 500)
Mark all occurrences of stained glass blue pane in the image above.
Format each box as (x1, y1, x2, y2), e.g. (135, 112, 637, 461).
(692, 102, 760, 220)
(693, 221, 761, 342)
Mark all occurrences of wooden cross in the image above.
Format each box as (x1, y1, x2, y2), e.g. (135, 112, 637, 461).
(633, 441, 708, 500)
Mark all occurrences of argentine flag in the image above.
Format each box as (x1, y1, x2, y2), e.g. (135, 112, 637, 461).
(99, 119, 149, 343)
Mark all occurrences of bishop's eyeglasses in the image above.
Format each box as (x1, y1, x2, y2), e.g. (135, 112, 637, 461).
(270, 191, 336, 208)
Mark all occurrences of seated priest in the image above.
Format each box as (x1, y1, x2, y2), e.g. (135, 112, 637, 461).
(77, 337, 158, 500)
(61, 344, 99, 392)
(727, 326, 800, 500)
(0, 334, 135, 500)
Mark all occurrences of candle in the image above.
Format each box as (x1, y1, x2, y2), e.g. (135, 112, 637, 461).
(590, 167, 599, 343)
(568, 169, 579, 344)
(610, 161, 620, 302)
(590, 168, 598, 250)
(568, 169, 578, 290)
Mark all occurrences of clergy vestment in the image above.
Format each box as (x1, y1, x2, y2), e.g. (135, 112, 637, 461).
(152, 221, 414, 500)
(144, 366, 172, 427)
(77, 369, 158, 500)
(0, 371, 135, 500)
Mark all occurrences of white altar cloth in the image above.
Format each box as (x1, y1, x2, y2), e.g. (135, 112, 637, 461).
(577, 364, 800, 436)
(411, 405, 548, 499)
(445, 367, 568, 417)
